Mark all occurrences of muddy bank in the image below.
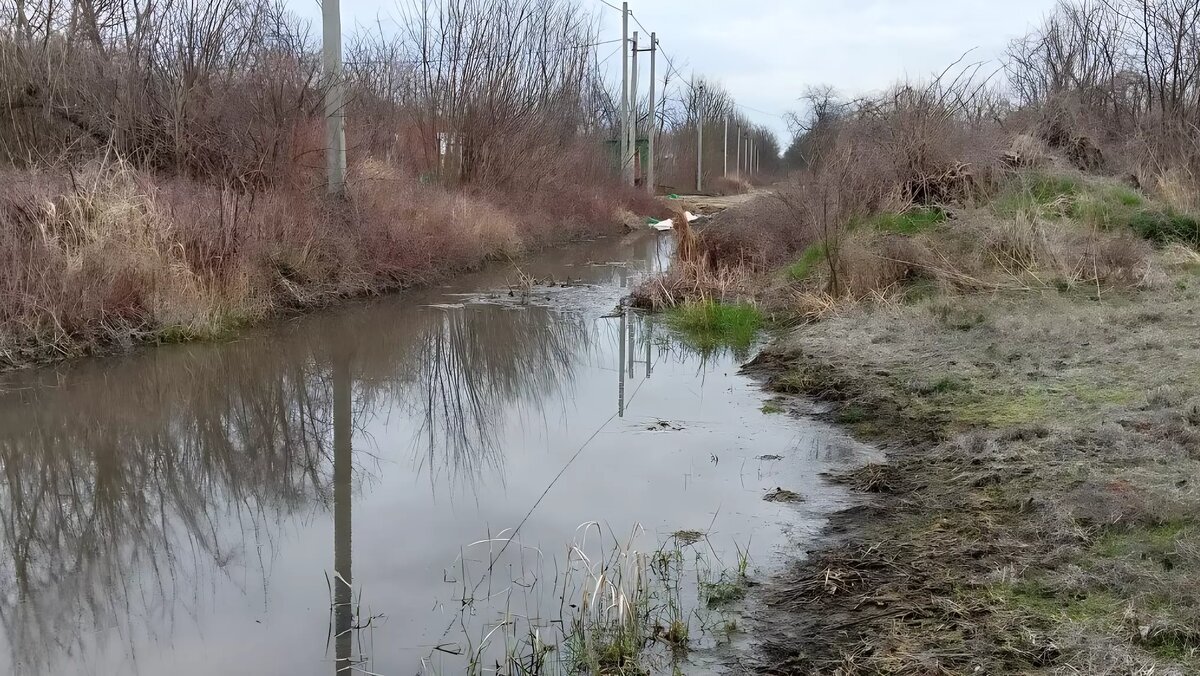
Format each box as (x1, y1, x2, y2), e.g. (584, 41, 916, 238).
(746, 287, 1200, 674)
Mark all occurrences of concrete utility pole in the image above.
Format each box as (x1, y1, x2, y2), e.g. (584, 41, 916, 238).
(723, 116, 728, 177)
(620, 3, 631, 186)
(735, 126, 741, 178)
(696, 83, 704, 193)
(629, 31, 639, 185)
(646, 32, 657, 195)
(323, 0, 346, 195)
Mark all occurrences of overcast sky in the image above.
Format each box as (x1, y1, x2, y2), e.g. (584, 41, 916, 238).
(294, 0, 1060, 144)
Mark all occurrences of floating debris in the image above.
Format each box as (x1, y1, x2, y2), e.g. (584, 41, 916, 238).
(671, 529, 706, 546)
(764, 487, 805, 503)
(757, 454, 784, 461)
(647, 419, 684, 431)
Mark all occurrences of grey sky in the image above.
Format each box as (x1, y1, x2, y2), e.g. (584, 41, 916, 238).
(296, 0, 1060, 145)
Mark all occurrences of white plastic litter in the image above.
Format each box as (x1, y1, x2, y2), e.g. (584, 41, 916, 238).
(648, 211, 699, 231)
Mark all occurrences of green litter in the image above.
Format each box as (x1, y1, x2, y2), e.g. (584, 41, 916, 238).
(667, 193, 680, 199)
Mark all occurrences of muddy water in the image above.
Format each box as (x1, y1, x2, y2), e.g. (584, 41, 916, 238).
(0, 231, 873, 675)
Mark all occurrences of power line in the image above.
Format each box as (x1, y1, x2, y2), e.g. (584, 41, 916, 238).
(734, 101, 787, 119)
(628, 9, 650, 36)
(596, 43, 622, 68)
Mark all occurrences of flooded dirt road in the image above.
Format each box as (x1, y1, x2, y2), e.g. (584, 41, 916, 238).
(0, 231, 873, 675)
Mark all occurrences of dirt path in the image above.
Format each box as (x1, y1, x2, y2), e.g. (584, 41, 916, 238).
(671, 190, 765, 216)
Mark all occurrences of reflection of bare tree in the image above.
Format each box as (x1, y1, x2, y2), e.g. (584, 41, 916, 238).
(0, 299, 601, 673)
(0, 230, 670, 674)
(0, 337, 345, 675)
(407, 305, 590, 483)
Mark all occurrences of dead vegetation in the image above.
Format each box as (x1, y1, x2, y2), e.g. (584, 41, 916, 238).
(0, 0, 679, 368)
(753, 279, 1200, 674)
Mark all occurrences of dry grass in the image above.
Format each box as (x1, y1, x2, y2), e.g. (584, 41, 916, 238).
(0, 154, 654, 368)
(708, 175, 753, 196)
(756, 279, 1200, 673)
(629, 259, 754, 311)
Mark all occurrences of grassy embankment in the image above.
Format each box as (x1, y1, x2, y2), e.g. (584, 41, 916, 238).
(0, 158, 663, 372)
(640, 167, 1200, 673)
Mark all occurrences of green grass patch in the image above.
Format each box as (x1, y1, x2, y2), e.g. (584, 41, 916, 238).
(1129, 210, 1200, 247)
(987, 581, 1122, 624)
(1092, 520, 1190, 559)
(760, 400, 784, 414)
(837, 404, 869, 424)
(951, 388, 1052, 428)
(153, 312, 250, 344)
(988, 171, 1200, 249)
(1070, 183, 1147, 230)
(787, 242, 827, 281)
(929, 302, 988, 331)
(866, 206, 948, 235)
(667, 300, 762, 356)
(1067, 381, 1140, 408)
(993, 171, 1081, 219)
(700, 574, 747, 608)
(910, 375, 969, 396)
(902, 278, 939, 303)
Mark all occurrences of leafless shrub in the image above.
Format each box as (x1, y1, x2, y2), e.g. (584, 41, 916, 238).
(1005, 133, 1054, 168)
(628, 258, 753, 310)
(1006, 0, 1200, 193)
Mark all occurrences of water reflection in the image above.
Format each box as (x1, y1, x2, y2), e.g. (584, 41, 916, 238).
(616, 309, 655, 417)
(332, 354, 355, 676)
(0, 341, 340, 675)
(0, 234, 667, 675)
(409, 305, 590, 483)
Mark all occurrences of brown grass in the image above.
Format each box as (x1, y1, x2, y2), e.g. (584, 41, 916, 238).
(0, 154, 654, 368)
(757, 277, 1200, 674)
(707, 175, 752, 196)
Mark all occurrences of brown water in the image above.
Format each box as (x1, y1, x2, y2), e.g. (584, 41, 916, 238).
(0, 231, 874, 675)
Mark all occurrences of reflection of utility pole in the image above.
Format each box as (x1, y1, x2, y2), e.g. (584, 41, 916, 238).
(333, 355, 353, 676)
(617, 310, 626, 417)
(627, 310, 635, 378)
(645, 317, 652, 378)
